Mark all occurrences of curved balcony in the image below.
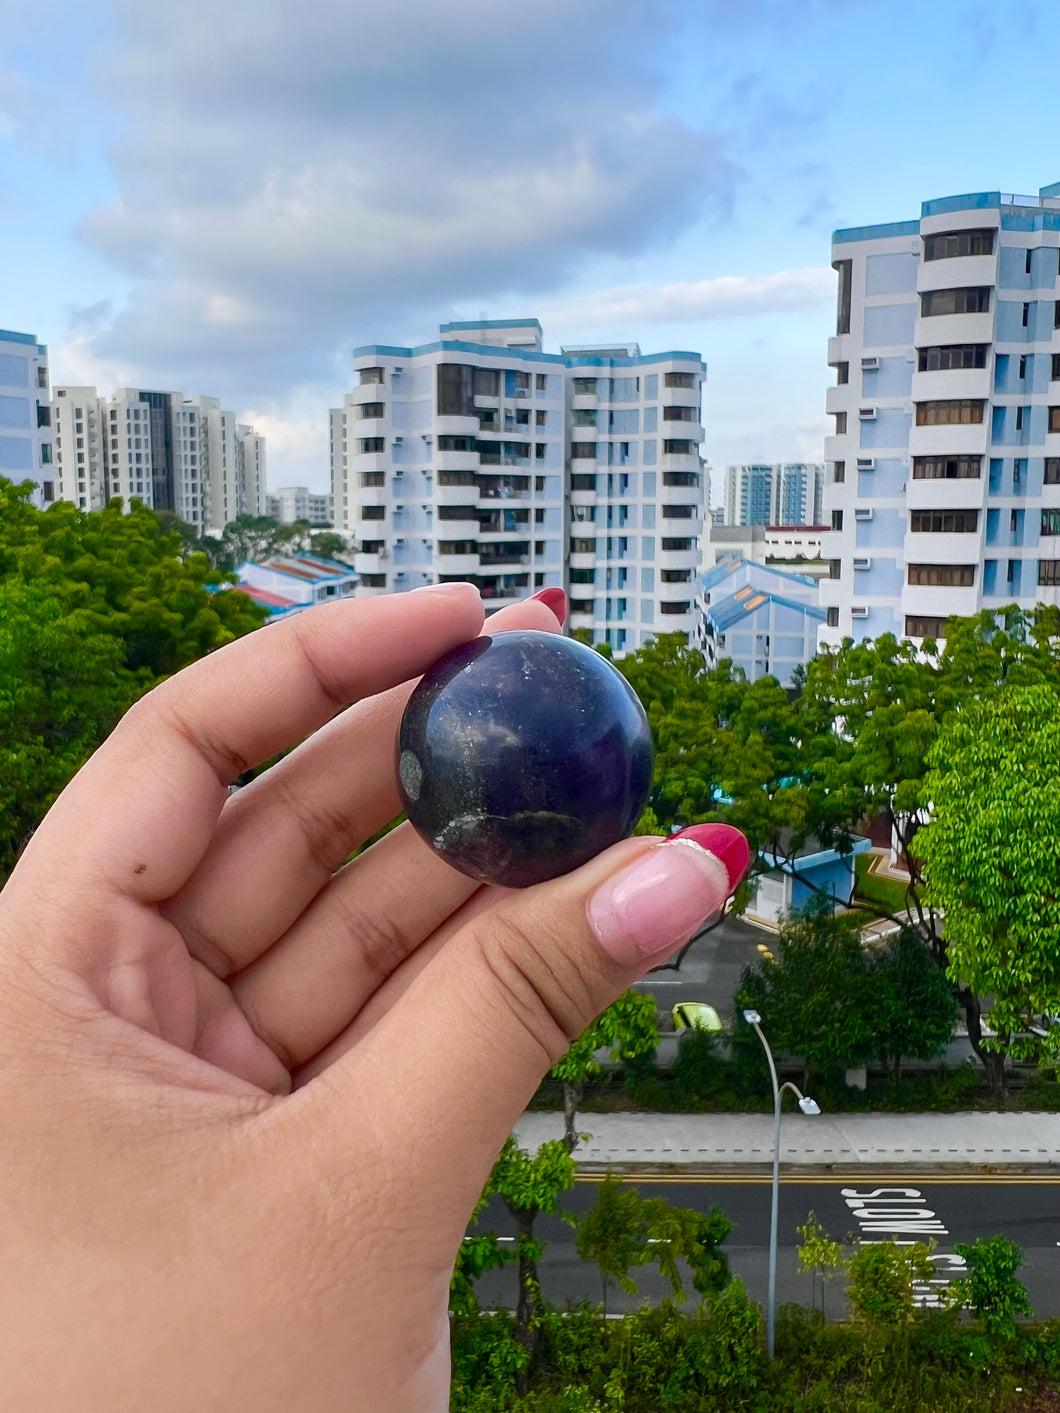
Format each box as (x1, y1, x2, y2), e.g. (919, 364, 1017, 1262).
(434, 450, 480, 474)
(568, 552, 597, 572)
(435, 415, 480, 437)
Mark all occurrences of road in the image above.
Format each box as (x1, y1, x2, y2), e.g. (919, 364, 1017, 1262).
(634, 912, 768, 1018)
(474, 1177, 1060, 1317)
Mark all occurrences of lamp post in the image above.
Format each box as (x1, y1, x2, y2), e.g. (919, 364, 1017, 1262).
(742, 1008, 820, 1359)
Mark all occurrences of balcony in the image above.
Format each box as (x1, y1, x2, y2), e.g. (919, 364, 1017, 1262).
(906, 476, 985, 511)
(903, 529, 984, 563)
(435, 450, 480, 474)
(916, 253, 997, 294)
(910, 369, 990, 404)
(436, 547, 480, 575)
(913, 312, 993, 350)
(479, 541, 530, 567)
(476, 510, 530, 534)
(435, 473, 478, 505)
(476, 474, 530, 501)
(435, 415, 480, 437)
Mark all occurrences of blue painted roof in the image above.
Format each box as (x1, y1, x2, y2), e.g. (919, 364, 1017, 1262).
(833, 219, 920, 247)
(700, 552, 816, 593)
(353, 340, 704, 370)
(439, 318, 542, 332)
(707, 587, 826, 632)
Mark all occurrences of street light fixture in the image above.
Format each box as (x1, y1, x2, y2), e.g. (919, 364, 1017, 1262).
(742, 1007, 820, 1359)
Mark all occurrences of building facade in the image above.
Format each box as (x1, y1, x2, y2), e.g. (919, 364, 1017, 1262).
(50, 385, 266, 531)
(237, 554, 357, 618)
(722, 462, 824, 526)
(0, 329, 53, 507)
(266, 486, 334, 524)
(821, 180, 1060, 647)
(331, 318, 705, 652)
(699, 554, 824, 687)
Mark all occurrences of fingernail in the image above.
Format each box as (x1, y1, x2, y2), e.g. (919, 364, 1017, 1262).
(530, 587, 567, 624)
(670, 823, 751, 894)
(587, 834, 743, 966)
(410, 581, 478, 596)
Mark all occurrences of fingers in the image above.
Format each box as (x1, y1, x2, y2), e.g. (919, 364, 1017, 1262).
(162, 594, 562, 976)
(12, 585, 484, 912)
(293, 827, 746, 1211)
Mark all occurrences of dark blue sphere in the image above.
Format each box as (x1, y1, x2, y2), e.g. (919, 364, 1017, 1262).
(397, 630, 654, 888)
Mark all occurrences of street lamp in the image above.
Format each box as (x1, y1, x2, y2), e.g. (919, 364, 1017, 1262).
(742, 1008, 820, 1359)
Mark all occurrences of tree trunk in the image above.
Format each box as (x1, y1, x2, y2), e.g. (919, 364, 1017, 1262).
(512, 1208, 539, 1396)
(961, 986, 1008, 1101)
(562, 1080, 583, 1153)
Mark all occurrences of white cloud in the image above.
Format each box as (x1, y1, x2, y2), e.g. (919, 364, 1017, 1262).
(540, 267, 835, 328)
(239, 398, 331, 492)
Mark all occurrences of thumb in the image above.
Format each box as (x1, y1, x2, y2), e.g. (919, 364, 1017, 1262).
(317, 824, 748, 1191)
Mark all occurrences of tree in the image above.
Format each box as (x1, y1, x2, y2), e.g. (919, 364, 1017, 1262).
(549, 991, 658, 1152)
(573, 1172, 650, 1314)
(308, 529, 356, 563)
(917, 685, 1060, 1097)
(795, 1211, 846, 1316)
(846, 1239, 936, 1327)
(950, 1235, 1032, 1340)
(865, 929, 958, 1080)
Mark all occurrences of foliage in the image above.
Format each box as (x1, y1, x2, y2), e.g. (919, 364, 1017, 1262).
(550, 991, 658, 1151)
(846, 1240, 936, 1327)
(795, 1212, 847, 1315)
(865, 929, 958, 1078)
(670, 1026, 728, 1103)
(918, 686, 1060, 1065)
(950, 1236, 1033, 1340)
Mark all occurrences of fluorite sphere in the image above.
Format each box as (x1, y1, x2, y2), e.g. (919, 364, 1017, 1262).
(397, 629, 654, 888)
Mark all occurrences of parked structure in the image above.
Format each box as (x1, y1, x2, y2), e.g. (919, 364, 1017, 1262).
(331, 318, 705, 653)
(821, 180, 1060, 646)
(0, 329, 52, 508)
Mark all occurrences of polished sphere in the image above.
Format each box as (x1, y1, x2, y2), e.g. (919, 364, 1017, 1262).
(397, 630, 654, 888)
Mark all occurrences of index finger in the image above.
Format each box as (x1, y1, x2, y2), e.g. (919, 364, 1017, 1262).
(14, 584, 484, 905)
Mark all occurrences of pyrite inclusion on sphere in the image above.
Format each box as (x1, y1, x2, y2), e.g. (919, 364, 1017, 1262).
(397, 629, 654, 888)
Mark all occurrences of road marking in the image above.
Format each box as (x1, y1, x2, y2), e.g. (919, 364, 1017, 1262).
(574, 1172, 1060, 1185)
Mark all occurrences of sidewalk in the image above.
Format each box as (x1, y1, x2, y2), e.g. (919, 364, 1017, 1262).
(514, 1110, 1060, 1174)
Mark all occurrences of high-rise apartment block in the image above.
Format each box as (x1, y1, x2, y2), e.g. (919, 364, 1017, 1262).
(722, 462, 824, 526)
(331, 319, 705, 652)
(266, 486, 334, 525)
(0, 329, 53, 507)
(821, 180, 1060, 646)
(50, 387, 266, 531)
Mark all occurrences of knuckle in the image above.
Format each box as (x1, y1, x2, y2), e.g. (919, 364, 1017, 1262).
(331, 889, 415, 987)
(272, 771, 363, 877)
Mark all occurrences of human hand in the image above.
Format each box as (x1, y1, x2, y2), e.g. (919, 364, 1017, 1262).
(0, 583, 741, 1411)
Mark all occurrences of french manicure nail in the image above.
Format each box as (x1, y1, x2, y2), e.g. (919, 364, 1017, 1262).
(530, 587, 567, 624)
(670, 823, 751, 894)
(586, 833, 743, 967)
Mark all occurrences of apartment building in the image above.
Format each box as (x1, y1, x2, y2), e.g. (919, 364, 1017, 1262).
(0, 329, 53, 507)
(331, 318, 705, 652)
(266, 486, 334, 524)
(821, 180, 1060, 646)
(722, 462, 824, 527)
(50, 386, 266, 531)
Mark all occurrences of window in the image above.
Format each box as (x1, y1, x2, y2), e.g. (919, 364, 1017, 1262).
(41, 480, 54, 502)
(360, 505, 385, 520)
(572, 377, 597, 395)
(1053, 355, 1060, 381)
(660, 568, 692, 582)
(912, 455, 981, 479)
(570, 442, 597, 459)
(534, 508, 545, 524)
(535, 444, 545, 461)
(359, 472, 385, 487)
(828, 559, 842, 579)
(906, 616, 950, 638)
(917, 344, 988, 371)
(661, 505, 695, 519)
(437, 363, 475, 417)
(437, 434, 475, 451)
(662, 405, 696, 421)
(915, 399, 984, 425)
(664, 371, 696, 389)
(1050, 407, 1060, 433)
(1055, 300, 1060, 329)
(1016, 406, 1026, 431)
(359, 539, 384, 553)
(907, 563, 975, 586)
(1014, 458, 1026, 487)
(827, 606, 840, 628)
(833, 411, 847, 434)
(923, 228, 995, 260)
(535, 410, 546, 426)
(570, 537, 595, 553)
(1023, 303, 1031, 327)
(359, 367, 384, 386)
(662, 439, 695, 454)
(834, 258, 852, 334)
(661, 537, 692, 551)
(1042, 510, 1060, 537)
(570, 473, 596, 491)
(835, 362, 849, 385)
(438, 540, 478, 555)
(1046, 458, 1060, 484)
(572, 409, 597, 427)
(474, 368, 500, 397)
(358, 437, 385, 453)
(1039, 560, 1060, 586)
(358, 402, 385, 419)
(535, 475, 545, 491)
(831, 509, 844, 531)
(910, 510, 979, 532)
(834, 460, 845, 483)
(919, 287, 991, 316)
(360, 573, 387, 588)
(1019, 355, 1028, 379)
(662, 471, 699, 487)
(536, 374, 547, 391)
(570, 568, 596, 584)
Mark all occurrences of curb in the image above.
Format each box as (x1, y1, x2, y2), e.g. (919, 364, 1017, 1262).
(573, 1162, 1060, 1180)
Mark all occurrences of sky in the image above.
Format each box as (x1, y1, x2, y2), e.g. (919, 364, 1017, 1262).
(2, 0, 1058, 498)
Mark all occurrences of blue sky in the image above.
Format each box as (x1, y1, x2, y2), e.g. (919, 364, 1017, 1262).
(2, 0, 1057, 494)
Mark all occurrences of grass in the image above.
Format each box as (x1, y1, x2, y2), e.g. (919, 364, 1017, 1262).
(854, 851, 917, 915)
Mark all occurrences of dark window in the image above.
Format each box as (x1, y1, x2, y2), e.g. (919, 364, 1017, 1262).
(912, 455, 981, 479)
(659, 601, 691, 615)
(660, 568, 692, 582)
(907, 563, 975, 586)
(572, 377, 597, 395)
(1055, 300, 1060, 329)
(915, 399, 984, 426)
(665, 371, 697, 389)
(41, 480, 54, 503)
(906, 616, 950, 638)
(827, 606, 840, 627)
(661, 505, 696, 519)
(360, 505, 385, 521)
(535, 444, 545, 460)
(831, 509, 844, 531)
(1019, 355, 1028, 379)
(662, 471, 700, 487)
(833, 411, 847, 434)
(1016, 406, 1026, 431)
(1050, 407, 1060, 433)
(1052, 354, 1060, 380)
(535, 476, 545, 491)
(910, 510, 979, 532)
(534, 508, 545, 524)
(835, 362, 849, 385)
(916, 344, 988, 371)
(437, 470, 477, 486)
(570, 568, 596, 584)
(36, 404, 50, 428)
(834, 460, 846, 483)
(571, 442, 597, 459)
(358, 438, 385, 453)
(473, 368, 500, 397)
(1014, 458, 1026, 487)
(438, 540, 478, 555)
(535, 410, 546, 426)
(828, 559, 842, 579)
(438, 364, 476, 417)
(663, 405, 696, 421)
(570, 536, 596, 553)
(1045, 459, 1060, 484)
(437, 505, 476, 520)
(923, 228, 995, 260)
(1039, 560, 1060, 586)
(359, 367, 384, 385)
(569, 597, 593, 613)
(359, 472, 385, 487)
(1023, 303, 1031, 327)
(535, 374, 548, 391)
(360, 573, 387, 588)
(919, 287, 991, 316)
(437, 434, 475, 451)
(663, 439, 695, 454)
(834, 258, 852, 334)
(1026, 249, 1034, 275)
(359, 539, 384, 553)
(570, 473, 596, 490)
(1042, 510, 1060, 537)
(661, 537, 692, 551)
(358, 402, 384, 418)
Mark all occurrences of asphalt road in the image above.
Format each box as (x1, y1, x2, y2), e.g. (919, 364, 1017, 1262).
(474, 1178, 1060, 1317)
(634, 912, 768, 1020)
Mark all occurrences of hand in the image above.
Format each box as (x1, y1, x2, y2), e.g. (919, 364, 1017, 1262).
(0, 583, 736, 1412)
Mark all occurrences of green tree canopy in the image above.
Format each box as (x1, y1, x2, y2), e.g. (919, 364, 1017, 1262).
(950, 1235, 1032, 1340)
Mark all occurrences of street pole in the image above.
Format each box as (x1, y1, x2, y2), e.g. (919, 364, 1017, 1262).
(742, 1009, 820, 1360)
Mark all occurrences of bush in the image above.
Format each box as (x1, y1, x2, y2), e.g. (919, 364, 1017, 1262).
(671, 1027, 728, 1102)
(951, 1235, 1033, 1340)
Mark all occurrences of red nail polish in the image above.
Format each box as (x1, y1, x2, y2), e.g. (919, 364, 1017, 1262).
(530, 587, 567, 625)
(670, 823, 751, 894)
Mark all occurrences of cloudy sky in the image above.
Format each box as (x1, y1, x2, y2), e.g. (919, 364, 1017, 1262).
(2, 0, 1058, 495)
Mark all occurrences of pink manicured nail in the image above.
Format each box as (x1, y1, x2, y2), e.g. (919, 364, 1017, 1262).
(670, 823, 751, 893)
(530, 587, 567, 625)
(587, 835, 739, 966)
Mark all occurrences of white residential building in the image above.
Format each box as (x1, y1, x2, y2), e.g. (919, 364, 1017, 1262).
(0, 329, 53, 507)
(266, 486, 334, 524)
(722, 463, 824, 526)
(50, 386, 266, 531)
(821, 179, 1060, 647)
(331, 318, 705, 652)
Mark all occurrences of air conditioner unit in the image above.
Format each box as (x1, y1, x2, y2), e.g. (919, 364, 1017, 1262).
(861, 356, 880, 371)
(851, 605, 870, 619)
(853, 557, 871, 570)
(395, 538, 407, 546)
(854, 507, 874, 520)
(859, 406, 878, 420)
(394, 469, 404, 478)
(857, 457, 875, 470)
(421, 537, 432, 546)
